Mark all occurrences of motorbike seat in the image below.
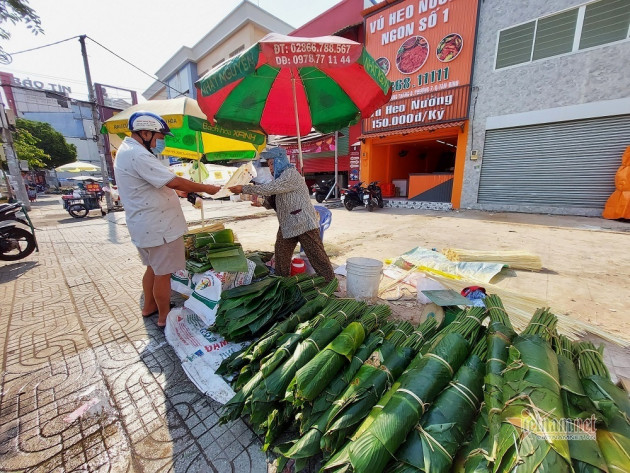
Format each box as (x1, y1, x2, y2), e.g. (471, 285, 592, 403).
(0, 202, 21, 215)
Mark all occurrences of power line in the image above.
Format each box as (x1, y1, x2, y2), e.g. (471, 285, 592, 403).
(7, 34, 185, 98)
(86, 36, 185, 96)
(8, 36, 82, 56)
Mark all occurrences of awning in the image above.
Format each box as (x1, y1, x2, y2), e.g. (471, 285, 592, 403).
(359, 121, 466, 139)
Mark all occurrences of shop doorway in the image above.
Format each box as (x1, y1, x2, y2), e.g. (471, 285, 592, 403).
(372, 133, 458, 202)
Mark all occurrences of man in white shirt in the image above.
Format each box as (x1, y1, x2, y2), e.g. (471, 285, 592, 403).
(114, 111, 221, 328)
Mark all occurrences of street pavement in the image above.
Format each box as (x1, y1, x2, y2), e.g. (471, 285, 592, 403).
(1, 193, 629, 472)
(1, 195, 268, 473)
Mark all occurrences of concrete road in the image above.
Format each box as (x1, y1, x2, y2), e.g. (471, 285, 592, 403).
(1, 193, 628, 472)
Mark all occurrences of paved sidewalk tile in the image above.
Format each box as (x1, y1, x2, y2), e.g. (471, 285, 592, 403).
(1, 197, 272, 473)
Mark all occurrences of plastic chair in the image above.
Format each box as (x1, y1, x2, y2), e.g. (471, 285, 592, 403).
(314, 205, 332, 241)
(299, 205, 332, 254)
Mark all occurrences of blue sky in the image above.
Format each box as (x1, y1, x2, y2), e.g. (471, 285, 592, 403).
(1, 0, 340, 102)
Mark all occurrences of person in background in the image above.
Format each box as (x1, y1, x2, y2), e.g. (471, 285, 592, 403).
(26, 185, 37, 202)
(114, 111, 221, 328)
(229, 147, 335, 282)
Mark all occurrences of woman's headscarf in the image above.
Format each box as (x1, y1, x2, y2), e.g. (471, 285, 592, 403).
(261, 147, 294, 179)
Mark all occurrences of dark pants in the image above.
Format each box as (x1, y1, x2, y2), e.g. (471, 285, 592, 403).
(275, 228, 335, 282)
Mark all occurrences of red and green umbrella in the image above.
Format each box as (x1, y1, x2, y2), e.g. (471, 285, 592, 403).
(195, 33, 392, 167)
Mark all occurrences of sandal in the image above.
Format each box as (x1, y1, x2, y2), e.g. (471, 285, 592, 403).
(142, 309, 159, 318)
(142, 303, 175, 318)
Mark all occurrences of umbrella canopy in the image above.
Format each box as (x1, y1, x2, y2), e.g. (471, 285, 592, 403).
(55, 161, 101, 173)
(195, 33, 392, 137)
(67, 175, 103, 182)
(101, 97, 266, 161)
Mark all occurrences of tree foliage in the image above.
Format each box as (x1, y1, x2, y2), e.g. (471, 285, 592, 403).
(16, 118, 77, 168)
(13, 127, 49, 168)
(0, 0, 44, 64)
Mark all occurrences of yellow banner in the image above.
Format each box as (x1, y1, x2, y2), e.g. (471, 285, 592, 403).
(163, 147, 202, 160)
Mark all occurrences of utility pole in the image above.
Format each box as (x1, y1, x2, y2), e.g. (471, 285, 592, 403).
(0, 105, 30, 209)
(79, 35, 113, 211)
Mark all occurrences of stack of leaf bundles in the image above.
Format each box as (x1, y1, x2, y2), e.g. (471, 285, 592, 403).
(185, 228, 249, 273)
(575, 340, 630, 472)
(213, 274, 328, 342)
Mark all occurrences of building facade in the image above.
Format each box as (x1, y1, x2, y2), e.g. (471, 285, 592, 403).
(143, 1, 293, 101)
(359, 0, 480, 209)
(0, 72, 134, 182)
(463, 0, 630, 216)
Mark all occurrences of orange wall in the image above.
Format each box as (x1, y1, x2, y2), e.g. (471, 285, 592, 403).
(451, 122, 468, 209)
(409, 174, 453, 199)
(361, 123, 468, 206)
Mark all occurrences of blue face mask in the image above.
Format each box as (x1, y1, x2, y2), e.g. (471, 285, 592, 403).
(151, 138, 166, 155)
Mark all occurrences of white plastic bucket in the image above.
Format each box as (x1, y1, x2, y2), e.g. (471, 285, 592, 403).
(346, 257, 383, 303)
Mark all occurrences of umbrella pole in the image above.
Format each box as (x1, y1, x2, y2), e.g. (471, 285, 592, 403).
(290, 70, 304, 175)
(200, 200, 205, 229)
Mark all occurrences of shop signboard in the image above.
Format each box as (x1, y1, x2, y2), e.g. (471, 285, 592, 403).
(362, 0, 479, 134)
(283, 135, 337, 156)
(349, 149, 360, 169)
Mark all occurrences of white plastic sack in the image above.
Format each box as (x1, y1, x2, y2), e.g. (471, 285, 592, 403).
(215, 259, 256, 291)
(191, 271, 205, 289)
(181, 358, 236, 404)
(171, 269, 192, 297)
(164, 306, 250, 363)
(400, 247, 505, 283)
(164, 306, 250, 404)
(184, 272, 222, 326)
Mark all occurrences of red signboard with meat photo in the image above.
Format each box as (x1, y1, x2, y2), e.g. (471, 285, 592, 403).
(396, 36, 430, 74)
(363, 0, 480, 133)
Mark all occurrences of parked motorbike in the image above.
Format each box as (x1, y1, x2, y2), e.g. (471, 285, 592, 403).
(311, 177, 337, 203)
(0, 202, 38, 261)
(364, 181, 384, 212)
(340, 182, 366, 211)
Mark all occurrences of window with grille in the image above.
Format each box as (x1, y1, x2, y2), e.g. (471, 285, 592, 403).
(496, 0, 630, 69)
(580, 0, 630, 49)
(496, 22, 535, 68)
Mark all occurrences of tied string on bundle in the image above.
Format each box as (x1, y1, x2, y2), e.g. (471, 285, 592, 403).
(426, 353, 455, 376)
(413, 331, 425, 342)
(397, 388, 430, 416)
(466, 314, 483, 325)
(306, 338, 321, 353)
(448, 380, 480, 410)
(487, 357, 508, 366)
(415, 424, 455, 462)
(502, 394, 562, 436)
(379, 364, 394, 383)
(485, 305, 509, 315)
(502, 360, 562, 389)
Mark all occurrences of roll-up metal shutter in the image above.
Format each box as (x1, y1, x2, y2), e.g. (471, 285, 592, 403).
(478, 115, 630, 209)
(303, 156, 350, 173)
